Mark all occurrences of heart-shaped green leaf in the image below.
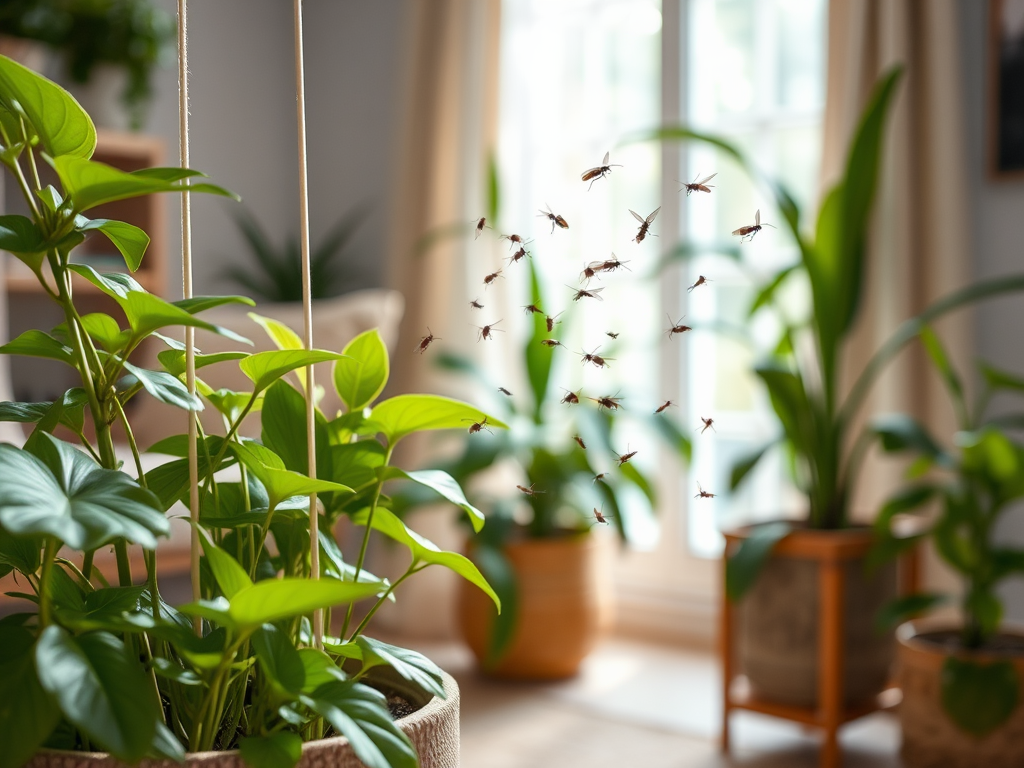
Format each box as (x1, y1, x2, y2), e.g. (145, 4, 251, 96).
(302, 681, 417, 768)
(364, 394, 507, 445)
(77, 218, 149, 271)
(35, 626, 159, 761)
(121, 361, 204, 411)
(0, 433, 168, 551)
(0, 329, 75, 365)
(335, 329, 390, 411)
(355, 636, 445, 700)
(0, 54, 95, 158)
(240, 349, 347, 395)
(380, 467, 484, 532)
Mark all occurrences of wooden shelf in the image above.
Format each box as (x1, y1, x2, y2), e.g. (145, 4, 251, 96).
(728, 675, 902, 728)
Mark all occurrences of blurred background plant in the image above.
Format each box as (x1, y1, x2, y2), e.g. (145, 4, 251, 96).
(220, 204, 372, 303)
(0, 0, 175, 129)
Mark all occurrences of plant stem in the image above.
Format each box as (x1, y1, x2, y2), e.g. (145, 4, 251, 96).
(348, 566, 417, 641)
(38, 538, 59, 627)
(341, 445, 393, 637)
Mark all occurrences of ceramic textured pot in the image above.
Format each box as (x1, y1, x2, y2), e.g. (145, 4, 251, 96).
(898, 620, 1024, 768)
(726, 525, 897, 707)
(458, 532, 610, 679)
(27, 669, 459, 768)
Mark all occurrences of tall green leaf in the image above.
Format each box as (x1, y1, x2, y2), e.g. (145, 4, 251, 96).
(524, 261, 554, 419)
(725, 522, 793, 601)
(379, 467, 484, 532)
(121, 361, 204, 411)
(364, 394, 506, 445)
(77, 218, 149, 272)
(0, 623, 59, 768)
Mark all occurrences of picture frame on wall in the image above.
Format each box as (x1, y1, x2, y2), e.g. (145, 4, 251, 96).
(991, 0, 1024, 177)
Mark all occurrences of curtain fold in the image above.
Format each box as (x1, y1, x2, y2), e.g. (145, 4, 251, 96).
(376, 0, 501, 638)
(823, 0, 971, 523)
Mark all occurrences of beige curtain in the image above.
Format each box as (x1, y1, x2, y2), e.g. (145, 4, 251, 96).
(375, 0, 502, 638)
(387, 0, 502, 400)
(823, 0, 971, 526)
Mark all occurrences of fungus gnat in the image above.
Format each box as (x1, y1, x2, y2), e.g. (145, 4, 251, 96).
(581, 152, 622, 191)
(538, 204, 569, 234)
(680, 172, 717, 196)
(630, 207, 660, 244)
(732, 209, 776, 242)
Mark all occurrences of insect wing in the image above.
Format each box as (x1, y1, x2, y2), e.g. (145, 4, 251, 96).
(602, 151, 611, 166)
(698, 173, 717, 185)
(755, 208, 760, 226)
(629, 209, 645, 224)
(646, 207, 661, 224)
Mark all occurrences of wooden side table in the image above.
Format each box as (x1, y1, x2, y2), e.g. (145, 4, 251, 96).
(719, 528, 919, 768)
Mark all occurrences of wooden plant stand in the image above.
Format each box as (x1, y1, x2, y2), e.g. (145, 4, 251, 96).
(719, 528, 919, 768)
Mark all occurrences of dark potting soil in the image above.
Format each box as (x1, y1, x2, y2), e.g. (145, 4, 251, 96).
(915, 629, 1024, 655)
(387, 693, 417, 720)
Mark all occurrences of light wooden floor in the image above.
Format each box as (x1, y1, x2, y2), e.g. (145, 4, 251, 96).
(403, 637, 904, 768)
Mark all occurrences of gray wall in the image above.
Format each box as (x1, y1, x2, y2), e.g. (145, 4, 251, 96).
(143, 0, 408, 299)
(960, 0, 1024, 621)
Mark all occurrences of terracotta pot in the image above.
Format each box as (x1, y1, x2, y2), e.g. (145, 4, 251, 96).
(725, 525, 897, 707)
(898, 620, 1024, 768)
(458, 532, 610, 679)
(27, 668, 460, 768)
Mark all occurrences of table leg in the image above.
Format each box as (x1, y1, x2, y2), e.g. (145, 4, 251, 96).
(720, 553, 733, 754)
(819, 559, 843, 768)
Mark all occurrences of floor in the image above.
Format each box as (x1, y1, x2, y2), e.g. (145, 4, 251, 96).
(401, 636, 904, 768)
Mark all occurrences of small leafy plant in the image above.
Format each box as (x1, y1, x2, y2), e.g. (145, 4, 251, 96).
(872, 326, 1024, 736)
(0, 55, 502, 767)
(647, 68, 1024, 599)
(221, 205, 371, 303)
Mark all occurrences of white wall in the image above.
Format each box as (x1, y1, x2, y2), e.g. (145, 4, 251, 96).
(959, 0, 1024, 622)
(143, 0, 408, 299)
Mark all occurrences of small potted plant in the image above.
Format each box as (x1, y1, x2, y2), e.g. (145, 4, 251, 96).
(871, 326, 1024, 768)
(393, 260, 691, 679)
(0, 55, 501, 768)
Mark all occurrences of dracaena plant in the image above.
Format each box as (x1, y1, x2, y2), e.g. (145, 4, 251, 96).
(0, 55, 503, 768)
(870, 326, 1024, 738)
(645, 67, 1024, 599)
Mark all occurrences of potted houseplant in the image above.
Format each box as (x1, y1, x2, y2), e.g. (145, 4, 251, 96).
(0, 54, 503, 768)
(0, 0, 175, 130)
(650, 63, 1024, 715)
(393, 260, 691, 679)
(871, 326, 1024, 768)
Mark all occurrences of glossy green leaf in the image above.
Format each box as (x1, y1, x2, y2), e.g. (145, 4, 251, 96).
(302, 681, 417, 768)
(0, 625, 60, 768)
(36, 185, 63, 212)
(78, 313, 127, 353)
(54, 585, 147, 632)
(364, 394, 506, 445)
(0, 215, 45, 265)
(354, 506, 499, 610)
(919, 326, 965, 415)
(121, 291, 250, 345)
(335, 329, 390, 411)
(52, 154, 237, 212)
(381, 467, 484, 532)
(174, 295, 255, 314)
(67, 263, 144, 299)
(122, 361, 203, 411)
(239, 733, 303, 768)
(35, 626, 159, 761)
(298, 647, 347, 692)
(524, 261, 555, 419)
(0, 329, 75, 365)
(965, 590, 1004, 638)
(355, 636, 446, 700)
(872, 414, 946, 460)
(0, 526, 41, 577)
(197, 529, 252, 598)
(249, 312, 303, 350)
(0, 53, 96, 158)
(179, 578, 382, 630)
(78, 218, 149, 271)
(261, 379, 330, 476)
(0, 433, 167, 550)
(0, 389, 88, 435)
(253, 624, 305, 695)
(725, 522, 793, 601)
(231, 440, 350, 510)
(157, 349, 247, 378)
(240, 349, 346, 395)
(942, 656, 1019, 736)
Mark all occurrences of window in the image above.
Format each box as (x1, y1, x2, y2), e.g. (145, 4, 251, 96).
(681, 0, 827, 557)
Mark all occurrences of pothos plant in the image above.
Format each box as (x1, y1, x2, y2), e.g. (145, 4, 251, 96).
(871, 326, 1024, 737)
(0, 55, 503, 768)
